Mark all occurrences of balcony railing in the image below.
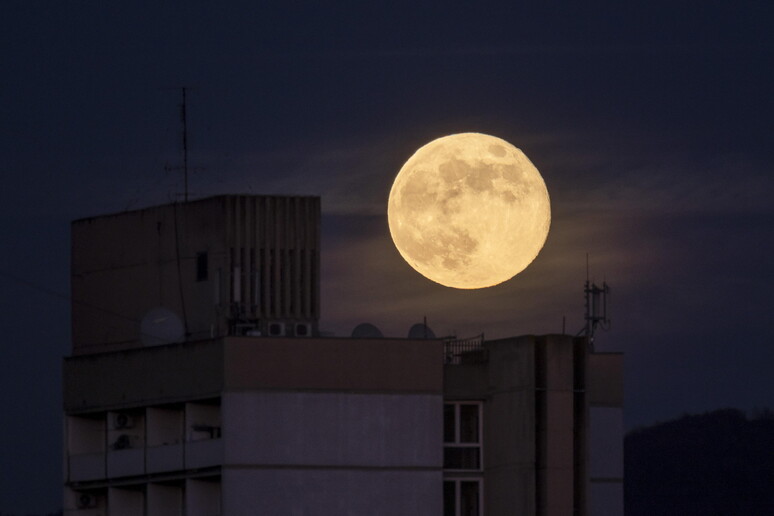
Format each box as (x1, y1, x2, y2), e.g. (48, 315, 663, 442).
(67, 438, 223, 482)
(443, 334, 487, 365)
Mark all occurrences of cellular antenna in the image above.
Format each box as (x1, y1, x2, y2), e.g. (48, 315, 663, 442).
(578, 253, 611, 348)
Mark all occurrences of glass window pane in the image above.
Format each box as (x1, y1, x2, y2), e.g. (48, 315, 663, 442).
(459, 404, 479, 443)
(196, 252, 208, 281)
(443, 481, 456, 516)
(444, 447, 481, 470)
(444, 404, 456, 443)
(460, 481, 480, 516)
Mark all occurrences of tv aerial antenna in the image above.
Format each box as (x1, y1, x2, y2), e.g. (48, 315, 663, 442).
(181, 86, 189, 202)
(164, 87, 203, 202)
(577, 253, 611, 349)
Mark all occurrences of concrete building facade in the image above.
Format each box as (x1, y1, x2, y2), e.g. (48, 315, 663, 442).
(63, 195, 623, 515)
(64, 336, 443, 515)
(443, 335, 624, 516)
(72, 194, 320, 355)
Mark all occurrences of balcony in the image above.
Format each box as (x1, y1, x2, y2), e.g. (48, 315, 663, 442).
(67, 400, 222, 483)
(186, 438, 223, 469)
(68, 452, 105, 482)
(67, 439, 223, 482)
(107, 447, 144, 477)
(147, 443, 184, 473)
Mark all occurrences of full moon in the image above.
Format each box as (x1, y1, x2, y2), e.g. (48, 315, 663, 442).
(388, 133, 550, 289)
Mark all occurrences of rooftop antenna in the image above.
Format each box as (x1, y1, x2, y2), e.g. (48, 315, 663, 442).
(165, 87, 197, 201)
(180, 87, 189, 202)
(578, 253, 611, 348)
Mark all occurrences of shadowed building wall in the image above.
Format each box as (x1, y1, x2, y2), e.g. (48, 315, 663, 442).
(71, 195, 320, 355)
(443, 334, 623, 516)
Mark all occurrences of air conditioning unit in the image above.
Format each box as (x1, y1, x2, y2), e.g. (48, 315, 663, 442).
(112, 413, 134, 429)
(112, 434, 133, 450)
(267, 322, 285, 337)
(234, 323, 256, 336)
(294, 322, 312, 337)
(78, 493, 98, 508)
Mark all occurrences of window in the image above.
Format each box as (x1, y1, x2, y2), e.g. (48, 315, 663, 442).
(444, 402, 482, 470)
(196, 252, 208, 281)
(444, 479, 482, 516)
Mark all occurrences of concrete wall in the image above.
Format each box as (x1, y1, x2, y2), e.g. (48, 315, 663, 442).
(108, 487, 143, 516)
(72, 197, 227, 353)
(587, 352, 624, 516)
(147, 483, 183, 516)
(484, 336, 538, 516)
(223, 469, 441, 516)
(224, 337, 443, 393)
(590, 481, 624, 516)
(71, 195, 321, 355)
(444, 335, 538, 516)
(186, 478, 220, 516)
(589, 407, 624, 480)
(535, 336, 578, 516)
(220, 336, 444, 515)
(67, 415, 104, 454)
(63, 339, 222, 413)
(223, 391, 441, 467)
(444, 334, 591, 516)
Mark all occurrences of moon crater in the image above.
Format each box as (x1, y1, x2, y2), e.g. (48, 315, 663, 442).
(388, 133, 551, 289)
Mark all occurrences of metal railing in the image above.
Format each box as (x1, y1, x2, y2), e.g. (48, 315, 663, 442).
(443, 334, 487, 365)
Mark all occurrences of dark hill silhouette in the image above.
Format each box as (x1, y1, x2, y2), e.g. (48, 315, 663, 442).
(625, 408, 774, 515)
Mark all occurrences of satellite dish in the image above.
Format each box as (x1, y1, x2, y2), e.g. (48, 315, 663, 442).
(140, 307, 184, 346)
(351, 322, 384, 338)
(408, 322, 436, 339)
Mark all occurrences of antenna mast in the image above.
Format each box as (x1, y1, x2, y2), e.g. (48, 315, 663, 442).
(180, 87, 189, 202)
(579, 253, 611, 348)
(165, 87, 201, 201)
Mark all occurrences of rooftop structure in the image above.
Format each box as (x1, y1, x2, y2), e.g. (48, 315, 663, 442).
(71, 195, 320, 354)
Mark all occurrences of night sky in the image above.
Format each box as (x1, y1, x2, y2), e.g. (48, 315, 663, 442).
(2, 1, 773, 513)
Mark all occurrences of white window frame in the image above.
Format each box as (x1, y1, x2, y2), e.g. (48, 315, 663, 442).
(444, 401, 483, 472)
(444, 477, 484, 516)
